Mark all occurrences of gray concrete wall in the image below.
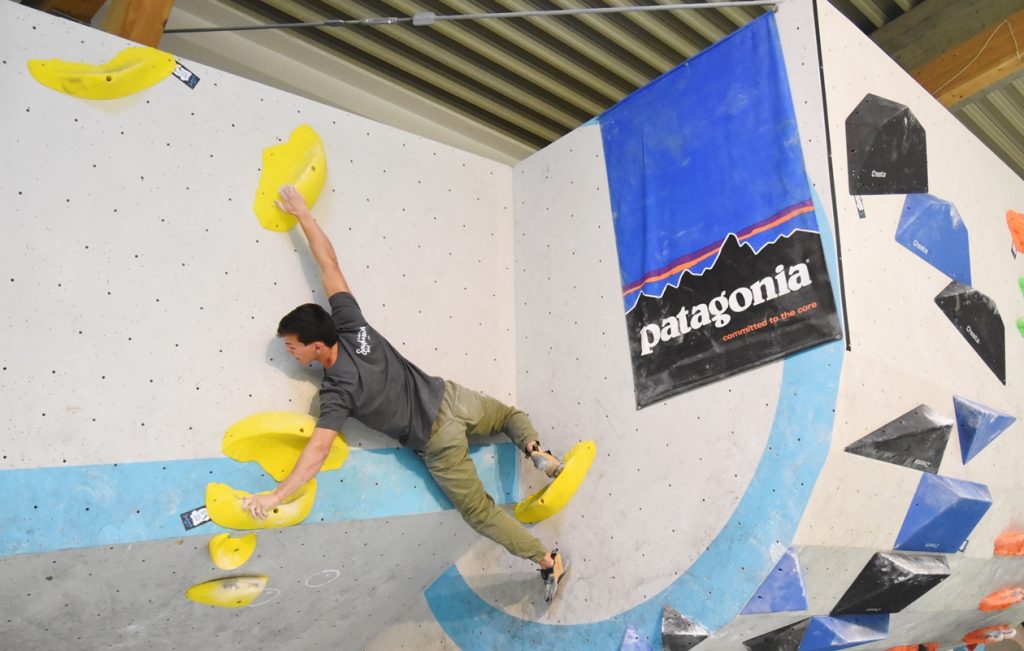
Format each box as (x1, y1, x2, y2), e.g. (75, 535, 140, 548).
(1, 512, 478, 650)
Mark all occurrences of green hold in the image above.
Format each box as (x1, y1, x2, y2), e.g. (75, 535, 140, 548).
(1018, 316, 1024, 338)
(1019, 276, 1024, 298)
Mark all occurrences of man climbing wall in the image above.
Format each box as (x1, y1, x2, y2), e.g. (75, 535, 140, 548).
(243, 185, 569, 601)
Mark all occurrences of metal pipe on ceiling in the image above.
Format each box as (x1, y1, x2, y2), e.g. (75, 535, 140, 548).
(165, 1, 782, 34)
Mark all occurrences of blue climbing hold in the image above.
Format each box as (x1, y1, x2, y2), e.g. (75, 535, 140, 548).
(741, 547, 808, 614)
(620, 624, 652, 651)
(894, 474, 992, 553)
(953, 395, 1017, 464)
(797, 614, 889, 650)
(895, 194, 971, 285)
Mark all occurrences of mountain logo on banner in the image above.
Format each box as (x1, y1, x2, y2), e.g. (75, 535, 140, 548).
(598, 13, 840, 408)
(626, 229, 841, 406)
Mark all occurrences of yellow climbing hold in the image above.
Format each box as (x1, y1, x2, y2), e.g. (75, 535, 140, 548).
(206, 480, 316, 530)
(253, 124, 327, 232)
(208, 532, 257, 571)
(27, 46, 176, 100)
(515, 440, 596, 524)
(222, 411, 348, 481)
(185, 576, 268, 608)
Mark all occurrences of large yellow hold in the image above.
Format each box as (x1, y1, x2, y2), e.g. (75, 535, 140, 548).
(515, 441, 596, 524)
(253, 125, 327, 232)
(27, 46, 176, 100)
(208, 532, 257, 571)
(206, 480, 317, 530)
(222, 411, 348, 481)
(186, 576, 268, 608)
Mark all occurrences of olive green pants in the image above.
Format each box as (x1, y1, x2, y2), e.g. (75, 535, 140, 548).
(421, 380, 548, 564)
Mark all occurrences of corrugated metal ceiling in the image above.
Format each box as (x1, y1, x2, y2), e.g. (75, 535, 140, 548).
(175, 0, 1024, 179)
(27, 0, 1022, 175)
(214, 0, 768, 149)
(956, 77, 1024, 176)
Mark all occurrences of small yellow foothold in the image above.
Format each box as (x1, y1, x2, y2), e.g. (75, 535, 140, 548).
(27, 46, 176, 100)
(206, 480, 316, 530)
(185, 576, 268, 608)
(252, 125, 327, 232)
(222, 411, 348, 481)
(208, 532, 257, 571)
(515, 441, 596, 524)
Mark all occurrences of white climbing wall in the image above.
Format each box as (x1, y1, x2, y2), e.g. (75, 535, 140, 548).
(0, 0, 515, 470)
(795, 0, 1024, 558)
(1, 3, 516, 649)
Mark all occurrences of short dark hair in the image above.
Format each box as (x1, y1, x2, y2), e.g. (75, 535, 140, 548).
(277, 304, 339, 346)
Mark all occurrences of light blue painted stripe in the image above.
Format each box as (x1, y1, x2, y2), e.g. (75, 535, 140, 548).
(427, 340, 844, 649)
(426, 190, 845, 649)
(0, 443, 519, 557)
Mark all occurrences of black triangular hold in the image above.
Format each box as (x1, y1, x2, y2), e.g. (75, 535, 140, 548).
(846, 93, 928, 195)
(844, 404, 953, 473)
(743, 618, 810, 651)
(935, 281, 1006, 384)
(832, 551, 950, 615)
(662, 605, 709, 651)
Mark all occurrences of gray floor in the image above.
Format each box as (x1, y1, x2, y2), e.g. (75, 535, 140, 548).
(0, 511, 477, 651)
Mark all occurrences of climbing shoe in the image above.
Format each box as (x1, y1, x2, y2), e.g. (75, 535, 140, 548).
(540, 550, 568, 603)
(526, 442, 564, 478)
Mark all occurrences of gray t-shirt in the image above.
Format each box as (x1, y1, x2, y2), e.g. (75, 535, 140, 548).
(316, 292, 445, 450)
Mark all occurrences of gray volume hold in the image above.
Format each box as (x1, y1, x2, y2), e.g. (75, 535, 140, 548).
(662, 604, 710, 651)
(742, 618, 810, 651)
(831, 551, 951, 615)
(844, 404, 953, 473)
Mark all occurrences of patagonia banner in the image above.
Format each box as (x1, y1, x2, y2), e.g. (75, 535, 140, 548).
(599, 12, 842, 408)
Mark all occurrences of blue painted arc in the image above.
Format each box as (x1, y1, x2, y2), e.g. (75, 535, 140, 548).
(426, 194, 846, 648)
(0, 443, 519, 557)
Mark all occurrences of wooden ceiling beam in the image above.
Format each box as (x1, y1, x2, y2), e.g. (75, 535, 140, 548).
(912, 7, 1024, 107)
(102, 0, 175, 47)
(870, 0, 1024, 72)
(22, 0, 108, 23)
